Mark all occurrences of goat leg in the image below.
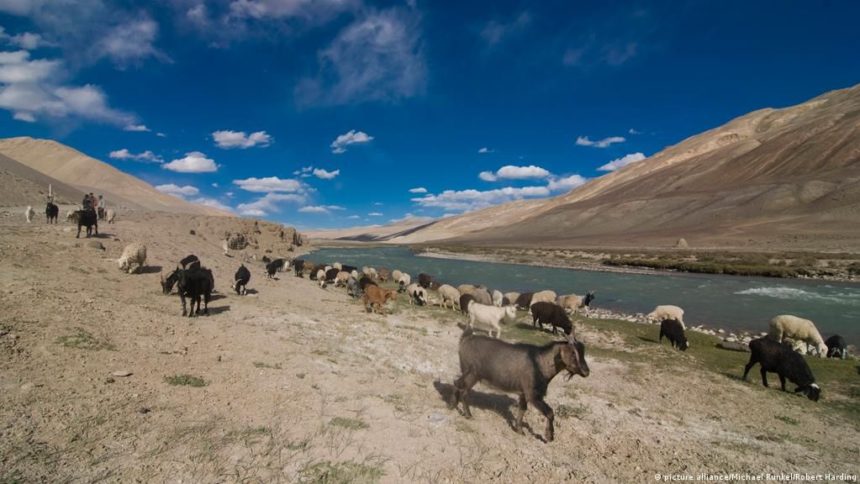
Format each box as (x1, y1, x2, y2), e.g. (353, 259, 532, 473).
(515, 394, 527, 434)
(530, 398, 555, 442)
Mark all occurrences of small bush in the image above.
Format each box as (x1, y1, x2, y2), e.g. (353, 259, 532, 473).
(299, 460, 384, 484)
(329, 417, 368, 430)
(164, 374, 207, 387)
(56, 328, 115, 351)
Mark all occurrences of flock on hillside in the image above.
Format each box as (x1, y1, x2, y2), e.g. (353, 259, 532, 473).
(24, 205, 854, 442)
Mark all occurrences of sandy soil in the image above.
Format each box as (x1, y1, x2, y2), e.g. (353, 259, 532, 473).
(1, 210, 858, 483)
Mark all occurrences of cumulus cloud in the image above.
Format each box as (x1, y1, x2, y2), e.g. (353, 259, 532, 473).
(347, 214, 361, 219)
(0, 28, 50, 50)
(409, 187, 427, 193)
(478, 147, 493, 154)
(368, 212, 383, 216)
(295, 8, 426, 106)
(598, 152, 647, 172)
(233, 176, 306, 193)
(162, 151, 218, 173)
(123, 124, 149, 132)
(237, 192, 306, 216)
(412, 186, 550, 212)
(228, 0, 359, 21)
(155, 183, 200, 197)
(313, 168, 340, 179)
(213, 129, 272, 149)
(481, 11, 531, 46)
(548, 174, 588, 191)
(330, 129, 373, 154)
(479, 171, 497, 182)
(299, 204, 344, 214)
(293, 166, 313, 177)
(109, 148, 162, 163)
(93, 17, 170, 67)
(576, 135, 625, 148)
(388, 212, 434, 223)
(191, 197, 232, 212)
(480, 164, 550, 181)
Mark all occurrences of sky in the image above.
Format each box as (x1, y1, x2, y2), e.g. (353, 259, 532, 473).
(1, 1, 859, 229)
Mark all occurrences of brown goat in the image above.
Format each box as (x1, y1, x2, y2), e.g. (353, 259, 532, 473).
(450, 330, 590, 442)
(362, 285, 397, 314)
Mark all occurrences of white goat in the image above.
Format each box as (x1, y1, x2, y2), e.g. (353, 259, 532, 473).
(468, 301, 518, 338)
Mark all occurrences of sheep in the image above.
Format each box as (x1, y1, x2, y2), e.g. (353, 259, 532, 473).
(743, 337, 821, 401)
(177, 266, 214, 317)
(418, 273, 434, 289)
(530, 302, 574, 336)
(647, 305, 686, 329)
(515, 292, 534, 310)
(221, 239, 230, 256)
(363, 285, 397, 314)
(406, 283, 428, 305)
(529, 290, 558, 308)
(45, 202, 58, 224)
(341, 264, 357, 273)
(659, 318, 689, 351)
(437, 284, 461, 311)
(105, 209, 116, 224)
(471, 287, 493, 306)
(769, 315, 828, 358)
(397, 273, 411, 292)
(316, 269, 327, 288)
(333, 262, 342, 271)
(504, 292, 521, 307)
(556, 292, 595, 315)
(467, 301, 518, 338)
(825, 335, 848, 359)
(392, 269, 403, 283)
(361, 266, 378, 281)
(457, 284, 476, 295)
(377, 267, 391, 282)
(232, 264, 251, 295)
(335, 271, 351, 287)
(265, 259, 285, 279)
(24, 205, 35, 223)
(118, 242, 147, 274)
(449, 330, 590, 442)
(459, 293, 476, 313)
(492, 290, 504, 307)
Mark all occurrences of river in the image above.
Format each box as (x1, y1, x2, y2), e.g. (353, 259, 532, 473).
(306, 247, 860, 343)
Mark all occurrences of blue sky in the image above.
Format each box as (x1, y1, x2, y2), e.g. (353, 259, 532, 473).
(1, 1, 859, 229)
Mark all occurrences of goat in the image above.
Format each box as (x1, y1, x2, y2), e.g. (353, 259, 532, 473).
(530, 302, 574, 336)
(659, 318, 689, 351)
(292, 259, 305, 277)
(362, 285, 397, 314)
(118, 242, 147, 274)
(180, 254, 200, 269)
(265, 258, 285, 278)
(467, 302, 517, 338)
(75, 208, 98, 238)
(825, 335, 848, 359)
(406, 283, 428, 305)
(459, 293, 476, 313)
(232, 264, 251, 295)
(515, 292, 534, 310)
(177, 266, 214, 317)
(45, 202, 58, 224)
(450, 330, 590, 442)
(743, 337, 820, 401)
(418, 273, 434, 289)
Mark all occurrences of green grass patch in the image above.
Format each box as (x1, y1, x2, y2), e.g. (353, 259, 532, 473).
(56, 328, 115, 351)
(556, 403, 589, 419)
(328, 417, 368, 431)
(164, 374, 207, 387)
(774, 415, 799, 425)
(299, 459, 384, 484)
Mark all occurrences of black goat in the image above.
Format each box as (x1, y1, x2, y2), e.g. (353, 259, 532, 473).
(180, 254, 200, 269)
(450, 329, 590, 442)
(177, 266, 214, 317)
(459, 293, 475, 313)
(75, 208, 98, 238)
(293, 259, 305, 278)
(341, 264, 357, 273)
(743, 337, 821, 401)
(324, 268, 339, 283)
(265, 258, 285, 278)
(515, 292, 534, 310)
(45, 202, 58, 224)
(825, 335, 847, 359)
(358, 276, 377, 291)
(659, 318, 689, 351)
(261, 255, 272, 264)
(233, 264, 251, 295)
(161, 268, 180, 294)
(418, 273, 434, 289)
(530, 302, 573, 335)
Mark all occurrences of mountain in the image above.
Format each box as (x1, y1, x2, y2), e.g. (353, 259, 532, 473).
(0, 137, 229, 216)
(321, 83, 860, 251)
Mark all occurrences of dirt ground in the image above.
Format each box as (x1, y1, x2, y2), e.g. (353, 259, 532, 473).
(1, 209, 858, 483)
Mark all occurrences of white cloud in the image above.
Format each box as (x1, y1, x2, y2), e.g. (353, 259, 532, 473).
(93, 17, 170, 67)
(213, 129, 272, 149)
(409, 187, 427, 193)
(373, 202, 383, 206)
(478, 147, 493, 154)
(162, 151, 218, 173)
(123, 124, 149, 132)
(156, 132, 166, 137)
(313, 168, 340, 179)
(299, 204, 345, 214)
(576, 135, 626, 148)
(368, 212, 383, 216)
(0, 28, 49, 50)
(330, 129, 373, 154)
(388, 212, 434, 223)
(598, 152, 647, 172)
(228, 0, 359, 21)
(233, 176, 306, 193)
(237, 192, 306, 216)
(412, 186, 550, 212)
(109, 148, 162, 163)
(293, 166, 313, 177)
(479, 171, 497, 182)
(191, 197, 232, 212)
(548, 174, 587, 191)
(628, 128, 641, 135)
(295, 8, 426, 106)
(480, 164, 550, 182)
(155, 183, 200, 197)
(481, 11, 531, 46)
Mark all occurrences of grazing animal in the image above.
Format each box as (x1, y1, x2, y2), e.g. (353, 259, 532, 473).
(396, 273, 411, 292)
(347, 276, 362, 298)
(647, 305, 686, 329)
(335, 270, 351, 287)
(316, 269, 327, 288)
(324, 268, 340, 284)
(530, 302, 574, 335)
(459, 293, 476, 313)
(358, 276, 378, 291)
(75, 208, 98, 238)
(232, 264, 251, 295)
(66, 210, 78, 223)
(530, 290, 558, 308)
(105, 209, 116, 223)
(361, 266, 378, 281)
(437, 284, 461, 311)
(406, 283, 428, 305)
(769, 315, 828, 358)
(117, 242, 147, 274)
(377, 267, 391, 282)
(457, 284, 476, 296)
(556, 292, 595, 315)
(492, 290, 504, 307)
(418, 273, 434, 289)
(659, 318, 689, 351)
(362, 285, 397, 314)
(292, 259, 305, 277)
(392, 270, 403, 283)
(515, 292, 534, 310)
(161, 269, 181, 294)
(25, 205, 35, 223)
(177, 266, 214, 317)
(265, 259, 285, 279)
(467, 301, 517, 338)
(45, 202, 58, 224)
(825, 335, 848, 359)
(504, 292, 521, 307)
(450, 330, 590, 442)
(470, 287, 493, 306)
(341, 264, 357, 273)
(743, 337, 821, 401)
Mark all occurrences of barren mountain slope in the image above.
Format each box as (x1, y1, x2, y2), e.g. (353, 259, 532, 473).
(0, 137, 229, 216)
(0, 153, 87, 207)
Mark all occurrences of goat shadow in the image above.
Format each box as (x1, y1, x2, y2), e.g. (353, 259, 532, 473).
(637, 336, 660, 344)
(242, 288, 259, 295)
(137, 265, 163, 275)
(433, 381, 534, 433)
(209, 293, 227, 301)
(204, 305, 230, 316)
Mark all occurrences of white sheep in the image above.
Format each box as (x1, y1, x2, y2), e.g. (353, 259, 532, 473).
(392, 269, 403, 283)
(557, 292, 596, 316)
(769, 315, 828, 358)
(362, 266, 378, 280)
(335, 271, 351, 287)
(25, 205, 35, 223)
(105, 209, 116, 223)
(492, 289, 504, 307)
(221, 239, 229, 256)
(529, 290, 558, 308)
(504, 292, 520, 305)
(437, 284, 461, 311)
(406, 283, 427, 305)
(317, 269, 327, 288)
(118, 242, 147, 274)
(333, 262, 343, 271)
(397, 272, 411, 289)
(647, 305, 686, 329)
(468, 301, 518, 338)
